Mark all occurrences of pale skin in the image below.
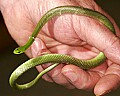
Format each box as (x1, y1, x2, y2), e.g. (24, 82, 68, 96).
(0, 0, 120, 95)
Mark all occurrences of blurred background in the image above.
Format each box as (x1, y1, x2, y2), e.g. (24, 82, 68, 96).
(0, 0, 120, 96)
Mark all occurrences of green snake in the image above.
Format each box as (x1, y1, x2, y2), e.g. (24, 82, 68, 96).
(9, 6, 115, 90)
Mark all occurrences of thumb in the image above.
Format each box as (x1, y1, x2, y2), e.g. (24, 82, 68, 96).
(103, 35, 120, 64)
(85, 18, 120, 64)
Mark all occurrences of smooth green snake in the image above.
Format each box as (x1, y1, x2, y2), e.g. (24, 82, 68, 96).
(9, 6, 115, 90)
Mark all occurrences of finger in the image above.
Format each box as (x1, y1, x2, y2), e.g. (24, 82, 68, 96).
(71, 1, 120, 65)
(31, 38, 54, 82)
(94, 64, 120, 95)
(42, 64, 75, 89)
(31, 38, 49, 57)
(81, 16, 120, 65)
(62, 65, 101, 90)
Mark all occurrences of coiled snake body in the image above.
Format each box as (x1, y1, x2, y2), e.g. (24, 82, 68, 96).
(9, 6, 115, 90)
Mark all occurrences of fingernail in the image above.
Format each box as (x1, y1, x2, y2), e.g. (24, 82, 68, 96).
(64, 71, 78, 82)
(42, 63, 52, 68)
(31, 38, 45, 57)
(96, 90, 111, 96)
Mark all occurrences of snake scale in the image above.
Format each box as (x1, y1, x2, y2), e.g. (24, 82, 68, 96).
(9, 6, 115, 90)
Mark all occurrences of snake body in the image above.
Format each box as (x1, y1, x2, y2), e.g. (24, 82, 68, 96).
(9, 6, 115, 90)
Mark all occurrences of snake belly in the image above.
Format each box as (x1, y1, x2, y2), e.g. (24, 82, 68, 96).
(9, 6, 115, 90)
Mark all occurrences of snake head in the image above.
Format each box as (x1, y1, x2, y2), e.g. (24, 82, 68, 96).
(13, 46, 25, 54)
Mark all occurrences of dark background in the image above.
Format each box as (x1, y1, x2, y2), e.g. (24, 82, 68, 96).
(0, 0, 120, 96)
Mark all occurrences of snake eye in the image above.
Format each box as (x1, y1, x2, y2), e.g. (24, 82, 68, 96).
(17, 50, 21, 53)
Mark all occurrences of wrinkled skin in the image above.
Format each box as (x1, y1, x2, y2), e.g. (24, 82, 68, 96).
(0, 0, 120, 95)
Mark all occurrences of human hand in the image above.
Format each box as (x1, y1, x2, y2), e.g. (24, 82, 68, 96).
(0, 0, 120, 95)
